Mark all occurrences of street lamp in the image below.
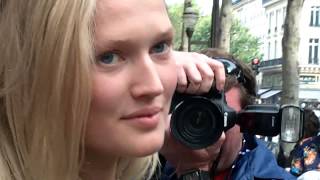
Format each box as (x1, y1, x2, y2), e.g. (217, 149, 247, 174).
(183, 4, 198, 52)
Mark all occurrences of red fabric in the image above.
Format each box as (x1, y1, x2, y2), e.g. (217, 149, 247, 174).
(214, 168, 230, 180)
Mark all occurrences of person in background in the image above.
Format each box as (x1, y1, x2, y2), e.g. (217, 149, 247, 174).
(302, 109, 320, 138)
(160, 48, 296, 180)
(0, 0, 226, 179)
(290, 109, 320, 177)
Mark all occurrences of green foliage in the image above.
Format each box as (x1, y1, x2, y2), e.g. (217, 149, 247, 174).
(167, 4, 183, 50)
(230, 20, 264, 63)
(167, 4, 263, 63)
(191, 16, 211, 52)
(167, 2, 201, 50)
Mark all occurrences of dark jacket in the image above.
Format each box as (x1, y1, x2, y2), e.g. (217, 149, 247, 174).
(161, 134, 296, 180)
(290, 135, 320, 176)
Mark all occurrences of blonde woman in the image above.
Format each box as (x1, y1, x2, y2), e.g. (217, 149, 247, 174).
(0, 0, 225, 179)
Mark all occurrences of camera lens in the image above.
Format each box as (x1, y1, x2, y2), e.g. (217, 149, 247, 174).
(170, 97, 224, 149)
(186, 108, 213, 133)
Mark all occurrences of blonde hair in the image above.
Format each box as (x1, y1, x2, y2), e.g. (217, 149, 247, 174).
(0, 0, 158, 179)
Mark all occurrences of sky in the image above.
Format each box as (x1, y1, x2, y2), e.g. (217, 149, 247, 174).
(165, 0, 213, 16)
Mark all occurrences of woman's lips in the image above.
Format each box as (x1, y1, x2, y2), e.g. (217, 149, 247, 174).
(121, 107, 162, 129)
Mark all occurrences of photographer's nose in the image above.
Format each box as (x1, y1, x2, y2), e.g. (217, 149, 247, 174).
(130, 56, 164, 98)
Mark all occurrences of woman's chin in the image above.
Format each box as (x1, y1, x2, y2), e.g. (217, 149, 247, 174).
(139, 146, 162, 157)
(130, 136, 164, 157)
(128, 123, 166, 157)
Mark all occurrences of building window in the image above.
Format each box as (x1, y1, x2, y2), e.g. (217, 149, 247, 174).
(268, 42, 271, 60)
(309, 38, 319, 64)
(274, 74, 282, 87)
(274, 40, 277, 58)
(300, 75, 317, 84)
(268, 12, 273, 34)
(310, 6, 320, 27)
(309, 45, 313, 64)
(275, 9, 280, 32)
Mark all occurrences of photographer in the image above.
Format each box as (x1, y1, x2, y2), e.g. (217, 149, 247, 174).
(160, 48, 295, 180)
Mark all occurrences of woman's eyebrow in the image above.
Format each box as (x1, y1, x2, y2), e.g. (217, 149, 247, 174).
(102, 27, 174, 45)
(153, 27, 174, 42)
(95, 26, 174, 54)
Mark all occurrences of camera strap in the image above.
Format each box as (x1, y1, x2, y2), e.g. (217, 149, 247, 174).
(210, 146, 223, 179)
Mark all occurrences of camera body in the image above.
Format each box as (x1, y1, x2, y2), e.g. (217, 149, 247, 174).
(170, 89, 300, 149)
(170, 88, 237, 149)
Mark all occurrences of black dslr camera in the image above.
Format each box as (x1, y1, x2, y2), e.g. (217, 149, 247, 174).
(170, 88, 304, 149)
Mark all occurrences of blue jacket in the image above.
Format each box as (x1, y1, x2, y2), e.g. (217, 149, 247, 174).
(161, 134, 296, 180)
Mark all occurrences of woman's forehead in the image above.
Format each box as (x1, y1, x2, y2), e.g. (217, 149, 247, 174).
(93, 0, 172, 52)
(94, 0, 169, 33)
(95, 0, 167, 16)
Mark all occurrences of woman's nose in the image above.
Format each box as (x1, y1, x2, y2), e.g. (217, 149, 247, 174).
(130, 56, 164, 99)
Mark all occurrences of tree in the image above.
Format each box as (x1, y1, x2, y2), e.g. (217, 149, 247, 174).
(216, 0, 233, 52)
(211, 0, 220, 48)
(281, 0, 304, 106)
(278, 0, 304, 167)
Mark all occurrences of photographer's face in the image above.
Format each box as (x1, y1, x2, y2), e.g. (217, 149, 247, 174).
(86, 0, 177, 159)
(217, 87, 243, 171)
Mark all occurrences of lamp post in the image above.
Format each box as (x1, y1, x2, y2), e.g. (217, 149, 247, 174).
(183, 4, 198, 52)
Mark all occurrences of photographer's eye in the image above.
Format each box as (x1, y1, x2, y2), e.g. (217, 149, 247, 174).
(150, 41, 170, 54)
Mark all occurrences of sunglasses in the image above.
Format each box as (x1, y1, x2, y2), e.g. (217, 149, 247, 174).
(213, 57, 246, 84)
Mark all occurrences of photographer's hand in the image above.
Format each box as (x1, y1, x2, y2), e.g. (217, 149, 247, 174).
(173, 51, 225, 94)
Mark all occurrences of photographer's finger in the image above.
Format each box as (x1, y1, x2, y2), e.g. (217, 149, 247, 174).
(191, 53, 225, 91)
(185, 82, 201, 94)
(206, 59, 226, 91)
(195, 61, 215, 94)
(183, 61, 202, 85)
(176, 66, 188, 93)
(178, 62, 202, 94)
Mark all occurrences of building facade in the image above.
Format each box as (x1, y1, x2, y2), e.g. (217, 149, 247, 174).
(233, 0, 320, 109)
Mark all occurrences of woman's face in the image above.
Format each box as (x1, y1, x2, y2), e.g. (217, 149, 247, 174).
(86, 0, 177, 158)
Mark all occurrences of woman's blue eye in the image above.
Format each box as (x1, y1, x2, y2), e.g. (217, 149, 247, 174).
(151, 42, 169, 54)
(99, 52, 120, 64)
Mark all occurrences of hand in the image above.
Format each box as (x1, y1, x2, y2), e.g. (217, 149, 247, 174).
(173, 51, 225, 94)
(160, 115, 226, 175)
